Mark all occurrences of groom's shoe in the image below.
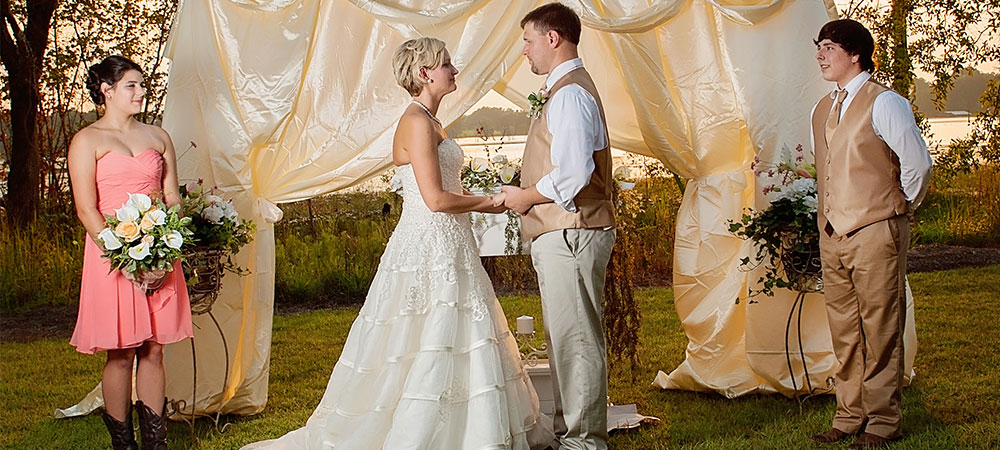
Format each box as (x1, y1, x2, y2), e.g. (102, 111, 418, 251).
(849, 433, 894, 449)
(810, 428, 853, 444)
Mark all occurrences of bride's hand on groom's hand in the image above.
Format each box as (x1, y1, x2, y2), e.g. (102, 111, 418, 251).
(500, 185, 532, 215)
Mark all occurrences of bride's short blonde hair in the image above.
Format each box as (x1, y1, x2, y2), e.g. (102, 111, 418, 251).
(393, 37, 447, 96)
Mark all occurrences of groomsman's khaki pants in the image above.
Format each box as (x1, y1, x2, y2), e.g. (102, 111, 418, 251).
(531, 228, 615, 450)
(820, 215, 908, 439)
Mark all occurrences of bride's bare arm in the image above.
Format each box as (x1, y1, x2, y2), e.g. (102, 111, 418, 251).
(394, 113, 504, 214)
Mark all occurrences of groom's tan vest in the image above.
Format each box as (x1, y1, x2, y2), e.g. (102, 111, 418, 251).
(520, 67, 615, 241)
(812, 80, 908, 235)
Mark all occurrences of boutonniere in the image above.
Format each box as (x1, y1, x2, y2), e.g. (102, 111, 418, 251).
(527, 90, 549, 119)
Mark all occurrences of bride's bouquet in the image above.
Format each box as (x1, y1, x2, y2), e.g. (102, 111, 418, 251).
(729, 144, 821, 298)
(98, 192, 194, 291)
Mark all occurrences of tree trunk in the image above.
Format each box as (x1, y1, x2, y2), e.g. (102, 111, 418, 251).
(1, 0, 58, 227)
(889, 0, 914, 98)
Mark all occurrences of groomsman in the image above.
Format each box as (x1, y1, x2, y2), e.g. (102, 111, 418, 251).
(809, 19, 932, 449)
(501, 3, 615, 450)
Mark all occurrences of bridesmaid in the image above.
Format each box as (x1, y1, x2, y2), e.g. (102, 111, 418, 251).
(67, 55, 193, 450)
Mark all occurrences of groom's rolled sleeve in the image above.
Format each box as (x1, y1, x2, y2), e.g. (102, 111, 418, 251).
(535, 85, 606, 212)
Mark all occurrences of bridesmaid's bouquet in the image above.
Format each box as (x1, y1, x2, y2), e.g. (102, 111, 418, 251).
(98, 192, 194, 289)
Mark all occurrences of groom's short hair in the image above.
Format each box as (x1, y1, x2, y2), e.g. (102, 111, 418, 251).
(520, 3, 582, 46)
(814, 19, 876, 73)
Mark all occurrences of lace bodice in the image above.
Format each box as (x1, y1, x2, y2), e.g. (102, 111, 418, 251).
(394, 138, 467, 222)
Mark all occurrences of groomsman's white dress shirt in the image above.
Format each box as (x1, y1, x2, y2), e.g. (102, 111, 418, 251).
(534, 58, 609, 213)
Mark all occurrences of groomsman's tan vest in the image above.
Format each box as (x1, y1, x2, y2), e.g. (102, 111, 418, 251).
(812, 80, 908, 235)
(520, 67, 616, 241)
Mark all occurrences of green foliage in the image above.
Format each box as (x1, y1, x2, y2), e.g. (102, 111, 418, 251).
(936, 79, 1000, 177)
(731, 146, 821, 298)
(912, 167, 1000, 247)
(0, 217, 84, 312)
(273, 191, 400, 305)
(730, 197, 820, 298)
(842, 0, 1000, 174)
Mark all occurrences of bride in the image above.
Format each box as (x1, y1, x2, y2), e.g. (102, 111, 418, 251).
(242, 37, 554, 450)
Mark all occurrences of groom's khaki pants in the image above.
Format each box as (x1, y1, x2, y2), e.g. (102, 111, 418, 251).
(531, 228, 615, 450)
(820, 215, 908, 439)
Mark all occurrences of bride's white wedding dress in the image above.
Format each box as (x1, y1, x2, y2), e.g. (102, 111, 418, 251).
(243, 139, 553, 450)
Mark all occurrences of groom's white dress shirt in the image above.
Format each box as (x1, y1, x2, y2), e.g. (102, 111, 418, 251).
(534, 58, 609, 213)
(809, 71, 932, 208)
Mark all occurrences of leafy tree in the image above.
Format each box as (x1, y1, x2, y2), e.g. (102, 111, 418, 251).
(842, 0, 1000, 176)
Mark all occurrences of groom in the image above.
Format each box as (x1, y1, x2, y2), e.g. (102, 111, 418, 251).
(502, 3, 616, 450)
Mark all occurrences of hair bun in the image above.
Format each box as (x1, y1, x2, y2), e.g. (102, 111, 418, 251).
(86, 63, 105, 105)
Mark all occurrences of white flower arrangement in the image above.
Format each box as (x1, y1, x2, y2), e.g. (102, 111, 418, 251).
(99, 192, 194, 287)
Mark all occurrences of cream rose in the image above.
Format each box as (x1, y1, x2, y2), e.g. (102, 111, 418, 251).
(141, 235, 155, 246)
(139, 213, 156, 232)
(114, 221, 141, 242)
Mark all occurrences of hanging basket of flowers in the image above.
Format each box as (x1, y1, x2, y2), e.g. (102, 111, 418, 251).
(179, 180, 256, 315)
(730, 144, 823, 299)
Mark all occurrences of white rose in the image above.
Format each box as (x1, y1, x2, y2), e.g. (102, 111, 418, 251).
(127, 193, 152, 212)
(98, 228, 123, 250)
(471, 157, 489, 173)
(128, 242, 151, 260)
(491, 154, 508, 165)
(205, 194, 225, 205)
(202, 204, 225, 224)
(161, 230, 184, 249)
(116, 204, 140, 222)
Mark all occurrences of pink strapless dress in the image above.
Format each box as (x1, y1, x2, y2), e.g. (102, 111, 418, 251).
(70, 149, 194, 354)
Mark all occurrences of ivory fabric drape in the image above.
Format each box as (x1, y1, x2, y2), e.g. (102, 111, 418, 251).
(58, 0, 917, 418)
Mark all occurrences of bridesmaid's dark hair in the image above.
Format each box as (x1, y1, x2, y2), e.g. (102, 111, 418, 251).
(86, 56, 143, 105)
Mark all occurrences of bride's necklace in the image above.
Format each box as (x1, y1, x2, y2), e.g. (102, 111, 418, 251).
(412, 100, 442, 126)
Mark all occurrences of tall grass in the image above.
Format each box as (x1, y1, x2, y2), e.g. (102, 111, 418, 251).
(0, 214, 84, 312)
(913, 168, 1000, 247)
(273, 190, 400, 305)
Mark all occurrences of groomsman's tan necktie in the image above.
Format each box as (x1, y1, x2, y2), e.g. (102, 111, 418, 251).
(825, 89, 849, 145)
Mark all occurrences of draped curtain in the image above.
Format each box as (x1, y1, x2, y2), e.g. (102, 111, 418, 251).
(59, 0, 919, 418)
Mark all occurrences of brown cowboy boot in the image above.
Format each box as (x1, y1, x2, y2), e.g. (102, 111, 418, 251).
(101, 404, 139, 450)
(135, 398, 168, 450)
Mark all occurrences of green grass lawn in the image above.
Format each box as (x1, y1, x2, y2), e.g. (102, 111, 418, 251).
(2, 266, 998, 449)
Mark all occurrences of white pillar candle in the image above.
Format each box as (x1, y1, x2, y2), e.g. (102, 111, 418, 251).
(516, 315, 534, 335)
